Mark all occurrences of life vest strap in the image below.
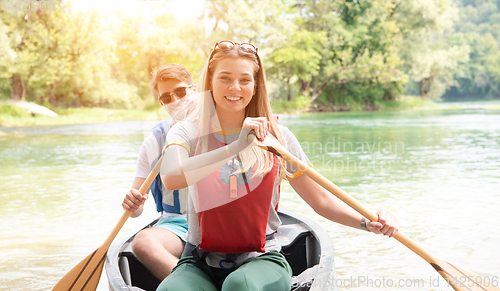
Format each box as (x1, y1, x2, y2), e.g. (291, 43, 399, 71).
(183, 232, 276, 257)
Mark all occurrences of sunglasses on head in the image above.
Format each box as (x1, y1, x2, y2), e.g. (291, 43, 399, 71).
(158, 85, 192, 104)
(209, 41, 259, 60)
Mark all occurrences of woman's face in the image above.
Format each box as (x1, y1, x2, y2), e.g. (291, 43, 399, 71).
(211, 57, 256, 117)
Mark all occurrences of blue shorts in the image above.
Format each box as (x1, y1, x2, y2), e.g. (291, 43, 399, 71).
(153, 215, 188, 242)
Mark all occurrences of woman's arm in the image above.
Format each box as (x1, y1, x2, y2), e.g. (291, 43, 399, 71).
(289, 174, 399, 237)
(160, 143, 232, 190)
(161, 117, 270, 190)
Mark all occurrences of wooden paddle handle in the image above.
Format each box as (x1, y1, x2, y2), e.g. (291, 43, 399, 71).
(138, 155, 163, 195)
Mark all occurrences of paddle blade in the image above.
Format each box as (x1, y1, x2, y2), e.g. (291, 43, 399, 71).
(52, 247, 106, 291)
(432, 260, 500, 291)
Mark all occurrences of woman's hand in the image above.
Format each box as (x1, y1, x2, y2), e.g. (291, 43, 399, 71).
(122, 189, 148, 213)
(239, 117, 270, 142)
(366, 209, 399, 238)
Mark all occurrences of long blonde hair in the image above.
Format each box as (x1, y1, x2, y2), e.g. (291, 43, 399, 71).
(175, 43, 288, 181)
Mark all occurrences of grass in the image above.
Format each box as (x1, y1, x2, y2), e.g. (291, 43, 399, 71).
(271, 95, 311, 114)
(378, 95, 439, 110)
(0, 105, 161, 127)
(271, 95, 440, 114)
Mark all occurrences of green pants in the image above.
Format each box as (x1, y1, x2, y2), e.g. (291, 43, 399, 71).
(156, 252, 292, 291)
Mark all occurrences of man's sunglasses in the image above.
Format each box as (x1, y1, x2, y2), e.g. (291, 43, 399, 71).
(208, 41, 259, 60)
(158, 85, 193, 104)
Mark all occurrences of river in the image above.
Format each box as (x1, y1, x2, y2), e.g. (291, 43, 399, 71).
(1, 101, 499, 290)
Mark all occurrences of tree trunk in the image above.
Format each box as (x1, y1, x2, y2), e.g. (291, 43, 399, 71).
(299, 79, 310, 97)
(287, 79, 292, 101)
(311, 91, 321, 102)
(427, 76, 434, 97)
(49, 82, 58, 105)
(10, 75, 26, 100)
(419, 79, 427, 99)
(310, 78, 321, 102)
(78, 92, 84, 106)
(485, 77, 500, 96)
(420, 76, 434, 99)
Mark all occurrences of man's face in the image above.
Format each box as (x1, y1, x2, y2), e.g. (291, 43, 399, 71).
(157, 79, 196, 115)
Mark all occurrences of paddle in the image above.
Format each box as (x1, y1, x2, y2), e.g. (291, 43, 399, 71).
(249, 134, 499, 291)
(52, 152, 165, 291)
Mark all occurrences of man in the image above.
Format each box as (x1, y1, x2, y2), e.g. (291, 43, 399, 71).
(122, 63, 196, 280)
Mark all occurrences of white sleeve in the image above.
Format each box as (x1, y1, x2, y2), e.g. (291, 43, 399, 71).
(165, 121, 198, 155)
(135, 134, 160, 178)
(278, 125, 312, 181)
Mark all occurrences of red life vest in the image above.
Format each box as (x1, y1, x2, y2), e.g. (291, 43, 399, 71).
(194, 130, 278, 254)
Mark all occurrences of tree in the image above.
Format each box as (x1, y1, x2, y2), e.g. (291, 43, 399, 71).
(294, 0, 405, 102)
(112, 4, 207, 100)
(203, 0, 406, 106)
(0, 3, 122, 105)
(0, 20, 16, 81)
(0, 6, 48, 100)
(443, 0, 500, 100)
(391, 0, 469, 99)
(267, 30, 326, 101)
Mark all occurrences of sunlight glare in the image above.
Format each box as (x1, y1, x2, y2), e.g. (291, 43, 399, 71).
(68, 0, 205, 19)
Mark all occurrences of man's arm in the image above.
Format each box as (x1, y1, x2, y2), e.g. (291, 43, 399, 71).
(122, 177, 148, 218)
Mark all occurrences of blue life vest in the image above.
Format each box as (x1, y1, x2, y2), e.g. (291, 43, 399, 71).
(150, 120, 183, 214)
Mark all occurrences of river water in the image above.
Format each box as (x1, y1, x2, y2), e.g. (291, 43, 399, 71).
(1, 101, 499, 290)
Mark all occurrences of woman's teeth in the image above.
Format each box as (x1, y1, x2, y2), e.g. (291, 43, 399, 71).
(226, 96, 241, 101)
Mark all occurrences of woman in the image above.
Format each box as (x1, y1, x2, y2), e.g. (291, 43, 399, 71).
(158, 41, 398, 291)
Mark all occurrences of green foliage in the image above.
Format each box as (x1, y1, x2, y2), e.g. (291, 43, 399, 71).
(270, 95, 311, 113)
(112, 8, 206, 101)
(443, 0, 500, 100)
(0, 2, 206, 109)
(205, 0, 408, 107)
(394, 0, 471, 100)
(295, 0, 405, 101)
(0, 105, 30, 117)
(267, 29, 327, 100)
(378, 95, 439, 110)
(0, 3, 140, 107)
(0, 106, 157, 127)
(316, 80, 404, 108)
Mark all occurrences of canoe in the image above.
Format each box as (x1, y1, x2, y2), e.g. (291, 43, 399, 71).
(105, 208, 336, 291)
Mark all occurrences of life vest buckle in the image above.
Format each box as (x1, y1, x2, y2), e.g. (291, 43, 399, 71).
(218, 254, 237, 271)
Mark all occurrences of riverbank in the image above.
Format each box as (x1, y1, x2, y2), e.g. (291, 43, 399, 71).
(2, 97, 498, 128)
(307, 96, 440, 113)
(269, 95, 440, 114)
(0, 105, 159, 127)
